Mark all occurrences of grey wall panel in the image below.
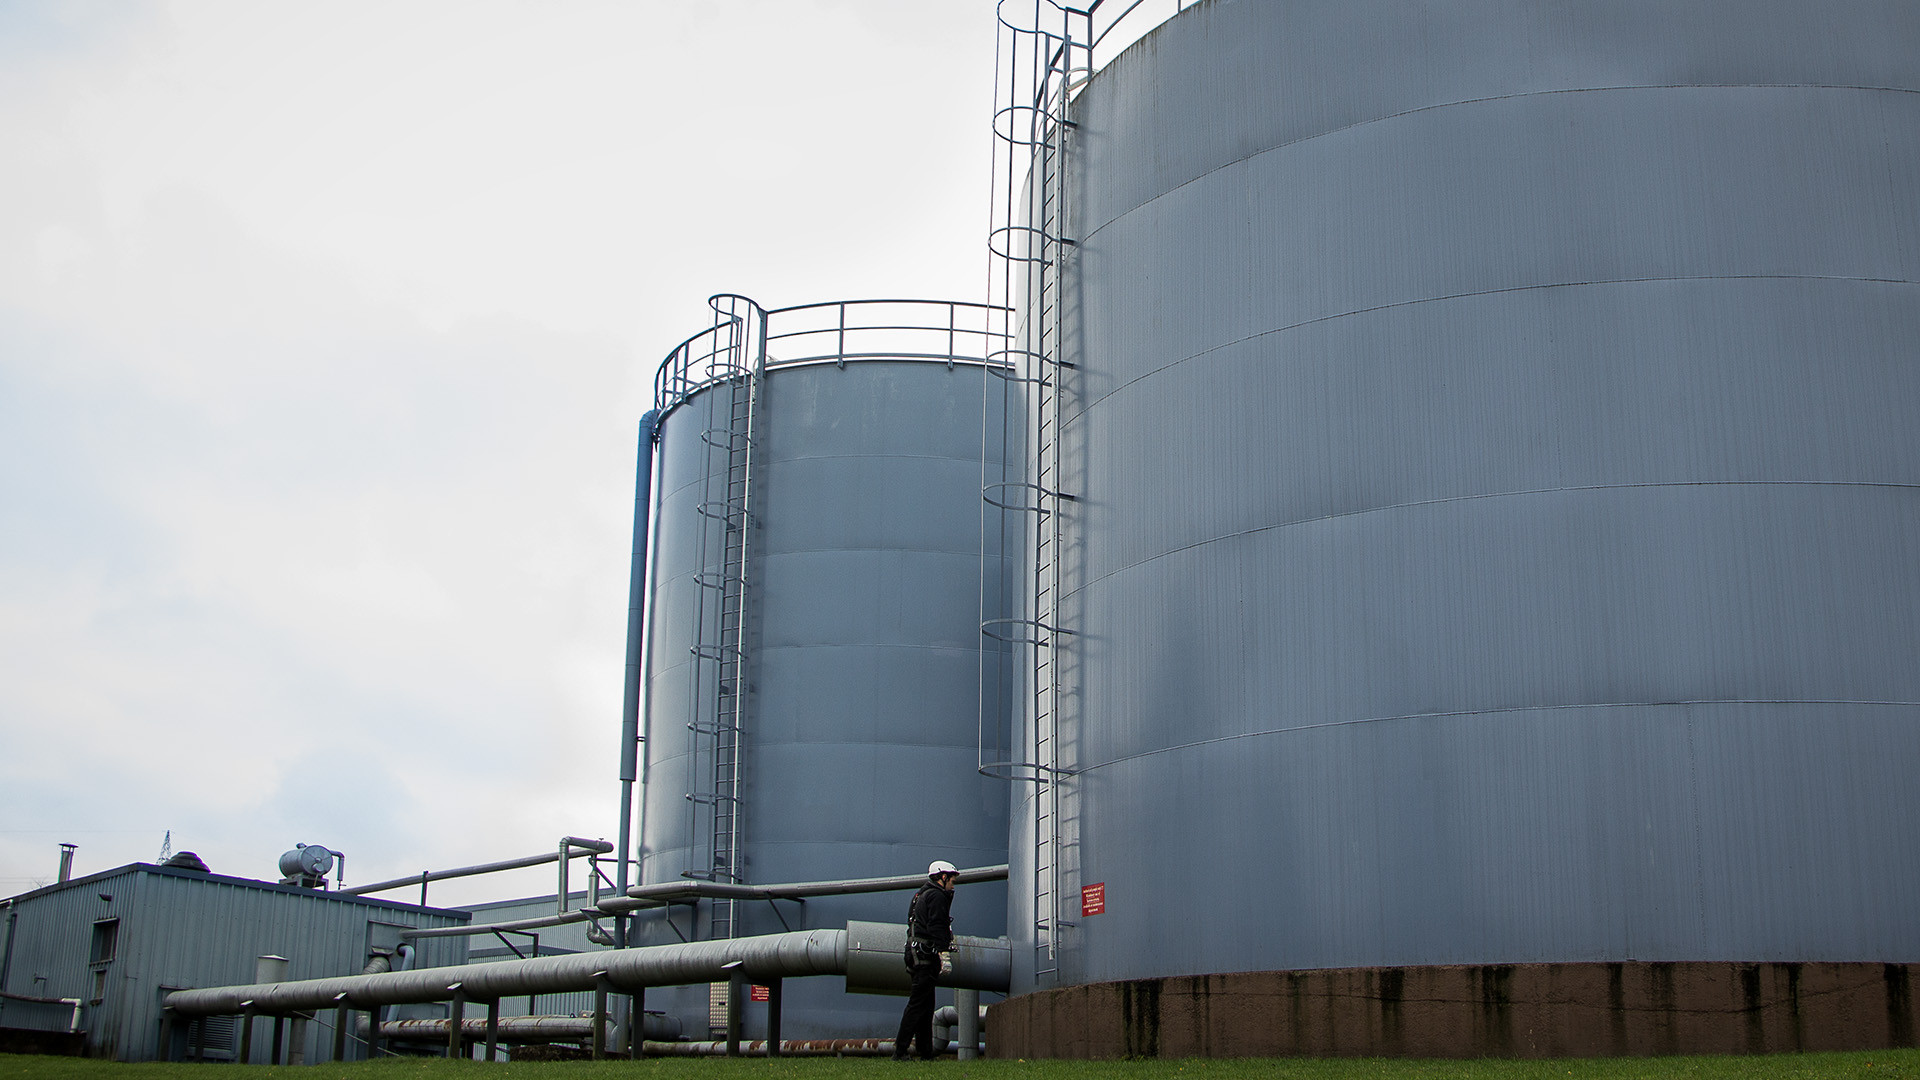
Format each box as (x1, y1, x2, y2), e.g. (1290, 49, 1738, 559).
(1061, 702, 1920, 985)
(1074, 88, 1920, 411)
(758, 550, 985, 651)
(1018, 0, 1920, 992)
(1071, 484, 1920, 775)
(1075, 0, 1920, 237)
(638, 359, 1009, 1036)
(1074, 279, 1920, 589)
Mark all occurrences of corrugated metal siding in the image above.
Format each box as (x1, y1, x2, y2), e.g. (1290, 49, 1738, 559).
(639, 359, 1010, 1037)
(461, 890, 601, 958)
(2, 865, 467, 1060)
(1018, 0, 1920, 991)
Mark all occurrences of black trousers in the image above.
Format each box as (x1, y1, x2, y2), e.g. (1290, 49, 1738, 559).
(894, 960, 941, 1058)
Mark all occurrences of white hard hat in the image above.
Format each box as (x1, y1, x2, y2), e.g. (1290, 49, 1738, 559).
(928, 860, 958, 877)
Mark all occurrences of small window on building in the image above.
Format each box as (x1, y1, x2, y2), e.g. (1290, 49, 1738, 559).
(90, 918, 118, 964)
(91, 968, 108, 1003)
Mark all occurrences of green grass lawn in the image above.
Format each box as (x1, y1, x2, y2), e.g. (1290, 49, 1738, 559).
(3, 1051, 1919, 1080)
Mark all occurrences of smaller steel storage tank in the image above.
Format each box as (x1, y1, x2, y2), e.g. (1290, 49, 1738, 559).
(631, 297, 1012, 1038)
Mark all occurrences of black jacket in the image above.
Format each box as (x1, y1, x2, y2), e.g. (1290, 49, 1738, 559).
(907, 883, 954, 952)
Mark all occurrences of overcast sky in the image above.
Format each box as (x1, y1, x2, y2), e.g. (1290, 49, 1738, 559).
(0, 0, 1005, 907)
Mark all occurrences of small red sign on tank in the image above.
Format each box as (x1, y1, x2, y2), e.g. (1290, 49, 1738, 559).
(750, 984, 770, 1002)
(1081, 882, 1106, 917)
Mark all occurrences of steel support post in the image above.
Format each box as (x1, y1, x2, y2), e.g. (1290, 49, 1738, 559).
(957, 988, 980, 1060)
(448, 988, 466, 1060)
(592, 973, 611, 1059)
(484, 999, 500, 1062)
(724, 962, 746, 1057)
(333, 997, 349, 1062)
(630, 988, 645, 1059)
(766, 977, 783, 1057)
(238, 1006, 255, 1065)
(270, 1015, 284, 1065)
(191, 1017, 205, 1062)
(527, 938, 539, 1018)
(157, 1008, 174, 1063)
(367, 1007, 383, 1059)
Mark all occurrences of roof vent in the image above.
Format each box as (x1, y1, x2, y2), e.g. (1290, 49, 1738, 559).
(163, 851, 209, 873)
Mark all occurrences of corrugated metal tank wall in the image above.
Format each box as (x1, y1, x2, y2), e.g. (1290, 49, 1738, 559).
(638, 357, 1010, 1036)
(1023, 0, 1920, 991)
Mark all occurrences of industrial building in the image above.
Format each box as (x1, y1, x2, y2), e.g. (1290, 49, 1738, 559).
(0, 851, 468, 1062)
(5, 0, 1919, 1062)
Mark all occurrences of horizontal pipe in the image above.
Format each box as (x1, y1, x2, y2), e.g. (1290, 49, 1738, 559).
(168, 930, 847, 1015)
(366, 1016, 602, 1044)
(402, 909, 597, 940)
(342, 838, 612, 897)
(165, 924, 1011, 1016)
(603, 863, 1009, 912)
(358, 1012, 682, 1043)
(934, 1003, 987, 1054)
(0, 990, 84, 1006)
(641, 1038, 900, 1057)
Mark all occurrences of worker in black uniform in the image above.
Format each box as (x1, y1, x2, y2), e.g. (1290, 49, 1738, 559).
(893, 859, 958, 1060)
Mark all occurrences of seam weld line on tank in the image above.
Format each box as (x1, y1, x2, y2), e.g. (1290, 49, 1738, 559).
(1071, 478, 1920, 599)
(1075, 275, 1920, 420)
(755, 545, 993, 558)
(653, 460, 992, 500)
(1079, 83, 1920, 238)
(1075, 698, 1920, 775)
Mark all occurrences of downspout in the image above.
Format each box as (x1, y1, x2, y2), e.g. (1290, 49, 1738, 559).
(615, 409, 662, 948)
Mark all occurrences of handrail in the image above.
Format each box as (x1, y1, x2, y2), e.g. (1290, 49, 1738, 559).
(340, 838, 612, 905)
(651, 297, 1012, 419)
(1083, 0, 1199, 68)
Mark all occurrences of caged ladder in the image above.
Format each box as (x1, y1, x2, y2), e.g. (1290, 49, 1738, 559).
(682, 294, 766, 949)
(982, 0, 1091, 984)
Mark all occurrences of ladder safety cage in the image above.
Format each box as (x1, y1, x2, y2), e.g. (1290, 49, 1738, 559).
(979, 0, 1198, 986)
(680, 294, 763, 953)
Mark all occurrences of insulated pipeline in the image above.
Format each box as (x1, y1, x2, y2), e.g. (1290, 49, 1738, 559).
(164, 929, 847, 1016)
(166, 924, 1012, 1017)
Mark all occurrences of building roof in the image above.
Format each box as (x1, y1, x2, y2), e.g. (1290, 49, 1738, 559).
(2, 862, 471, 919)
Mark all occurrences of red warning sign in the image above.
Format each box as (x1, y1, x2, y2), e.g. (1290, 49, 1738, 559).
(750, 984, 770, 1002)
(1081, 882, 1106, 917)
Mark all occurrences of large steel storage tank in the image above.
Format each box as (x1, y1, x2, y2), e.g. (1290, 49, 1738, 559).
(993, 0, 1920, 1051)
(631, 297, 1010, 1039)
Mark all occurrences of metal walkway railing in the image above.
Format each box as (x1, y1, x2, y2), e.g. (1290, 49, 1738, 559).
(653, 299, 1009, 420)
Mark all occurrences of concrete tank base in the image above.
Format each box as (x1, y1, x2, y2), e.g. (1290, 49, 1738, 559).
(988, 962, 1920, 1060)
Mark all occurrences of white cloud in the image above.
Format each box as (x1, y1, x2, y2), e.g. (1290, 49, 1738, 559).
(0, 0, 995, 906)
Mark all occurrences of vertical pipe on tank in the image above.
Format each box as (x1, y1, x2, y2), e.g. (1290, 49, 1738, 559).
(616, 410, 663, 947)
